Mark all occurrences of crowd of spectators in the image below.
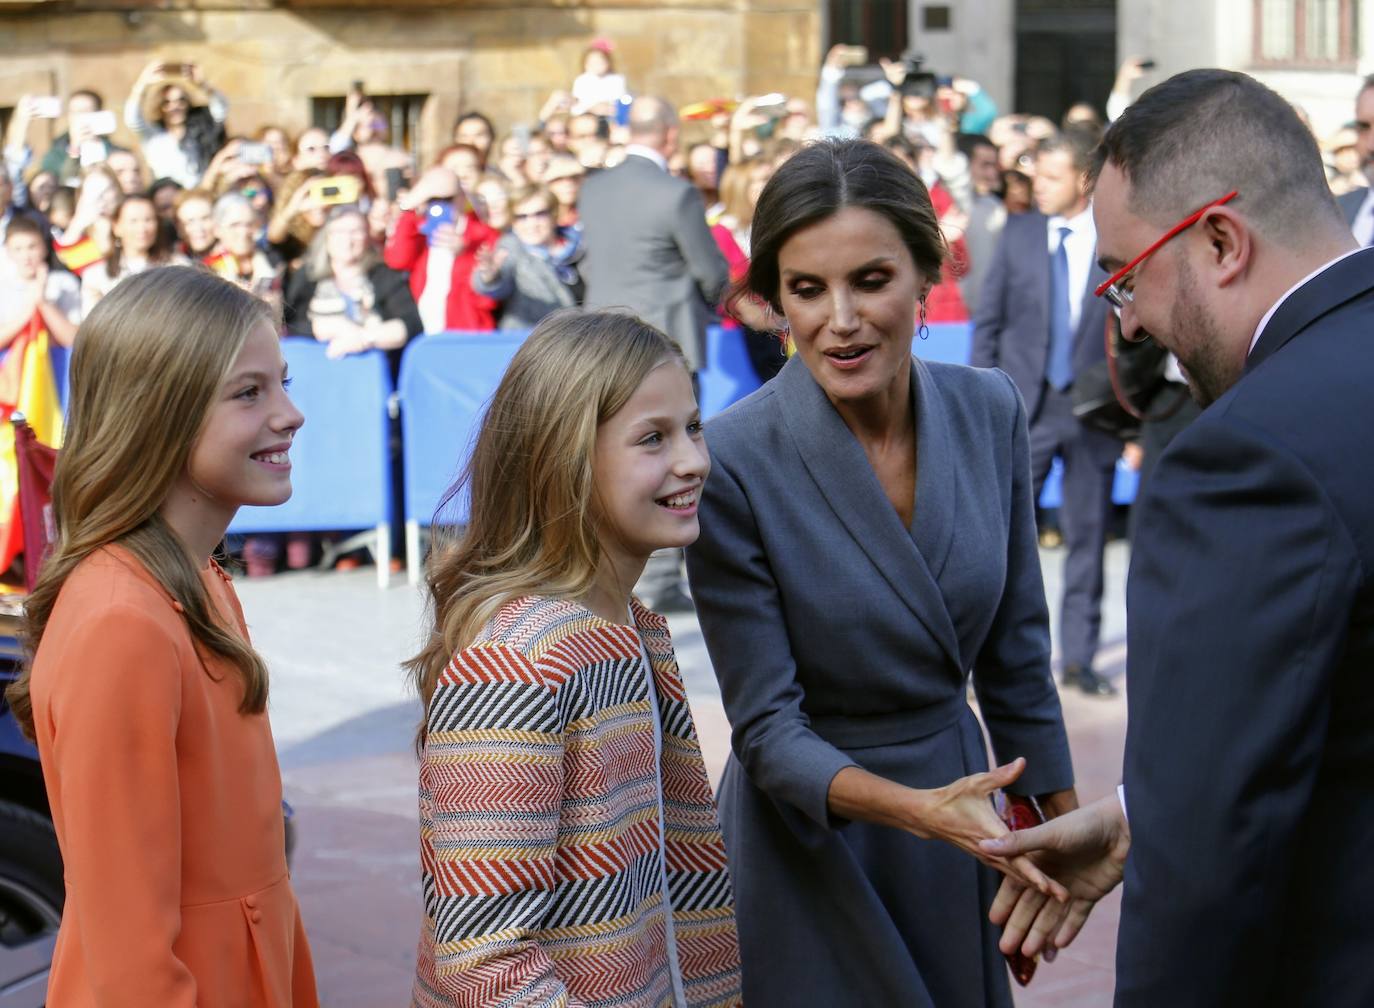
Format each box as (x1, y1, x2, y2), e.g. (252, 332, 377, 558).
(1, 45, 1367, 576)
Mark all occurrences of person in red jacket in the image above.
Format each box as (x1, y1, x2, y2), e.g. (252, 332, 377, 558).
(385, 162, 501, 334)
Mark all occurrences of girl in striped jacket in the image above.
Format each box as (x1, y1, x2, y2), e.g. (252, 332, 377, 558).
(408, 308, 742, 1008)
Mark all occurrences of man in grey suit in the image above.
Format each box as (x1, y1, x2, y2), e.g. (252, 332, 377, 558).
(578, 96, 729, 609)
(579, 96, 729, 372)
(1336, 74, 1374, 242)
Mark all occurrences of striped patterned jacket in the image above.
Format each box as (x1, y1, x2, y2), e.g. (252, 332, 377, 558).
(412, 594, 742, 1008)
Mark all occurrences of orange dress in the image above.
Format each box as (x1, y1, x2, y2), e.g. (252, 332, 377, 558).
(28, 544, 319, 1007)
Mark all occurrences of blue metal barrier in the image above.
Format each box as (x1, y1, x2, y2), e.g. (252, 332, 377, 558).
(917, 322, 974, 365)
(50, 343, 71, 408)
(696, 322, 976, 423)
(228, 337, 396, 586)
(1038, 456, 1139, 510)
(698, 325, 763, 418)
(397, 331, 528, 581)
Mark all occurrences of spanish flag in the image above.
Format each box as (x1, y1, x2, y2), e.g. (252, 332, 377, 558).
(0, 312, 65, 583)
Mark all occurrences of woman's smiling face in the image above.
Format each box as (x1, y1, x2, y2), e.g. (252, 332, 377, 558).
(776, 205, 931, 409)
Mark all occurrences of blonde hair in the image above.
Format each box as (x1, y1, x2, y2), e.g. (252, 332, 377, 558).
(5, 266, 275, 738)
(719, 157, 766, 234)
(407, 309, 686, 737)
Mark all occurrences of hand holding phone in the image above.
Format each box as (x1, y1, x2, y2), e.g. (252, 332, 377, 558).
(418, 200, 457, 242)
(238, 142, 273, 166)
(307, 175, 363, 207)
(831, 44, 869, 68)
(79, 141, 108, 168)
(77, 110, 118, 137)
(27, 96, 63, 120)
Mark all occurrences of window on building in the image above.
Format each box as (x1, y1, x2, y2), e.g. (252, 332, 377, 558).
(311, 92, 427, 159)
(828, 0, 909, 61)
(1254, 0, 1360, 66)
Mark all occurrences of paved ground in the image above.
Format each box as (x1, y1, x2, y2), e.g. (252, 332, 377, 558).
(242, 540, 1130, 1007)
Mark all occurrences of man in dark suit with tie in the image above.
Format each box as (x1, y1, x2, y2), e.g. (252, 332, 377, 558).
(980, 69, 1374, 1007)
(578, 96, 728, 610)
(1336, 74, 1374, 242)
(972, 127, 1121, 696)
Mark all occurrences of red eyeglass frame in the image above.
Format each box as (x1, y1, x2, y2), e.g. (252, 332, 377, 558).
(1094, 190, 1240, 301)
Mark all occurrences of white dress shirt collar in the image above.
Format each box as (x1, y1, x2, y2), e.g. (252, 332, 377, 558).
(624, 144, 668, 172)
(1047, 205, 1097, 332)
(1247, 245, 1365, 355)
(1048, 204, 1096, 241)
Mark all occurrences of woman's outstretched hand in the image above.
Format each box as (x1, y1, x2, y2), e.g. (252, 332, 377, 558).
(910, 757, 1070, 902)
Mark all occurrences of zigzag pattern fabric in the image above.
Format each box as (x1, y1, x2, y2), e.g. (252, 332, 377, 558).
(412, 595, 742, 1008)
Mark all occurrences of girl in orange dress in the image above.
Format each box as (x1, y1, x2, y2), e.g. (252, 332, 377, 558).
(3, 265, 319, 1007)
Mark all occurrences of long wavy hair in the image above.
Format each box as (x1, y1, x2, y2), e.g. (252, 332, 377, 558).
(5, 266, 274, 739)
(406, 308, 685, 740)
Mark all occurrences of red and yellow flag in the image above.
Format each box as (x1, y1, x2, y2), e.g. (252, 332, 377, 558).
(0, 313, 65, 583)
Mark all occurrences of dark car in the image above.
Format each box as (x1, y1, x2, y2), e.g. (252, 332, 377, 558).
(0, 614, 60, 1007)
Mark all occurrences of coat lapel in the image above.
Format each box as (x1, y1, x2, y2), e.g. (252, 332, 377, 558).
(1073, 262, 1108, 348)
(1247, 247, 1374, 373)
(777, 356, 963, 671)
(1030, 217, 1052, 350)
(909, 358, 957, 584)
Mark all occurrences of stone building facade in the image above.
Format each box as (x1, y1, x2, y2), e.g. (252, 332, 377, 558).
(0, 0, 820, 168)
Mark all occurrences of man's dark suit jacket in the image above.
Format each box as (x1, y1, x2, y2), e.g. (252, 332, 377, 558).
(1336, 186, 1366, 231)
(577, 153, 728, 371)
(1116, 247, 1374, 1006)
(970, 210, 1110, 420)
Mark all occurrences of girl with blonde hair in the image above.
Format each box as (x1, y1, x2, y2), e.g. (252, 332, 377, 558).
(4, 265, 319, 1006)
(408, 308, 742, 1008)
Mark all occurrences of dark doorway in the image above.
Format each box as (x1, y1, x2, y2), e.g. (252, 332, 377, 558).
(1015, 0, 1117, 121)
(827, 0, 910, 61)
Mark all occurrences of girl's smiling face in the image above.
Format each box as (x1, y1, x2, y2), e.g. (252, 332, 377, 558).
(163, 322, 304, 539)
(591, 359, 709, 567)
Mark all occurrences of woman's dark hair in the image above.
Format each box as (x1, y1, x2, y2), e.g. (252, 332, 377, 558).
(744, 139, 946, 313)
(149, 177, 184, 203)
(154, 85, 226, 174)
(1089, 69, 1337, 239)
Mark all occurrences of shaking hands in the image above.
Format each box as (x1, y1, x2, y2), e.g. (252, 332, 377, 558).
(980, 793, 1131, 958)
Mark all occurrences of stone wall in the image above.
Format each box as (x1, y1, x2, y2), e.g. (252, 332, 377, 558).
(0, 2, 821, 168)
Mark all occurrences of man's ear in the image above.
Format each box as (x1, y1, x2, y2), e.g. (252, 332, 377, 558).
(1199, 207, 1250, 288)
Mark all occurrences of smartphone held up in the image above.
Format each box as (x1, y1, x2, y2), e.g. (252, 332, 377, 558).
(306, 175, 363, 207)
(27, 96, 63, 119)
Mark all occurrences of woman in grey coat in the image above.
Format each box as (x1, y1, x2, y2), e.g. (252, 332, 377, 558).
(684, 139, 1077, 1007)
(471, 184, 582, 329)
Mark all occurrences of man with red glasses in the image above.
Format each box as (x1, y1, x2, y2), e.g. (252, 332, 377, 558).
(979, 69, 1374, 1007)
